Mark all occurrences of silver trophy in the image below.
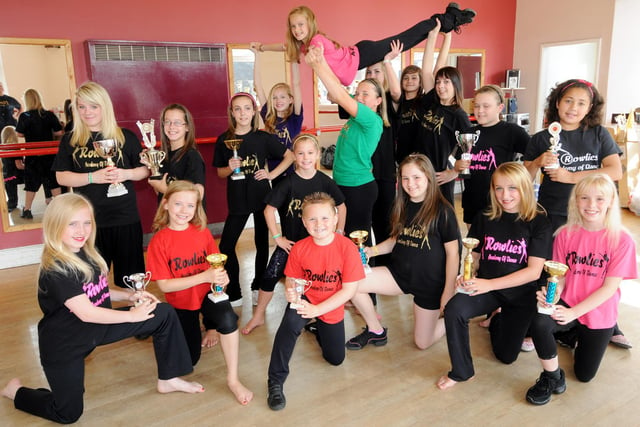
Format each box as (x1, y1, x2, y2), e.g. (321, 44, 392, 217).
(546, 121, 562, 169)
(92, 139, 129, 197)
(123, 271, 152, 306)
(137, 119, 166, 180)
(455, 130, 480, 178)
(224, 138, 245, 180)
(290, 278, 312, 310)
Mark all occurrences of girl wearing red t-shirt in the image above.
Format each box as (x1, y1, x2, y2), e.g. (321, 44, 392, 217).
(146, 180, 253, 405)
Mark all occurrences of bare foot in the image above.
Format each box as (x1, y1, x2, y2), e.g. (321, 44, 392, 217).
(157, 377, 205, 394)
(202, 330, 219, 348)
(2, 378, 22, 400)
(241, 315, 265, 335)
(436, 375, 458, 390)
(228, 381, 253, 405)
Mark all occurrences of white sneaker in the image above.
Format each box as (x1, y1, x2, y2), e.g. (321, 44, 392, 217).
(230, 298, 243, 308)
(252, 290, 259, 306)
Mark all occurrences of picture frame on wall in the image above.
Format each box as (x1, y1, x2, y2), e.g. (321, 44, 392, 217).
(506, 69, 521, 89)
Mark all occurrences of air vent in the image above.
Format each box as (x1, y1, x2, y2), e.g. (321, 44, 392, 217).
(93, 44, 223, 63)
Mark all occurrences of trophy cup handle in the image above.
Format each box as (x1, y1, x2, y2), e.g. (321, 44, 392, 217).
(473, 130, 480, 143)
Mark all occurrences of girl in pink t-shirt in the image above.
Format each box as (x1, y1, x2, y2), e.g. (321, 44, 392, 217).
(256, 4, 475, 86)
(526, 174, 637, 406)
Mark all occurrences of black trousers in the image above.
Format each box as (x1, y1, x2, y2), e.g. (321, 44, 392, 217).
(371, 179, 395, 266)
(13, 303, 192, 424)
(268, 303, 345, 386)
(96, 222, 145, 289)
(530, 300, 614, 382)
(444, 289, 536, 381)
(356, 17, 442, 69)
(218, 211, 269, 301)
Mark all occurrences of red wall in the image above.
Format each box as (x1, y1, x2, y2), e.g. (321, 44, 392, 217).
(1, 0, 517, 250)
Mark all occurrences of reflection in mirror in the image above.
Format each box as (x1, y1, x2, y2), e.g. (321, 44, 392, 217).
(226, 44, 287, 127)
(0, 38, 75, 232)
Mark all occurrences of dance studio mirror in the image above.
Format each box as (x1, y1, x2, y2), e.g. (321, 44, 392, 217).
(0, 37, 76, 232)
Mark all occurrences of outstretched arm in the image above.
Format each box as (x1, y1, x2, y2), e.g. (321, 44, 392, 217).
(305, 45, 358, 117)
(434, 31, 452, 75)
(291, 62, 303, 115)
(384, 40, 403, 103)
(250, 43, 267, 106)
(421, 17, 442, 93)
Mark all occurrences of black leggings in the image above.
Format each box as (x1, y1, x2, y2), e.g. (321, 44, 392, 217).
(530, 300, 614, 382)
(13, 303, 192, 424)
(444, 289, 536, 381)
(268, 301, 345, 386)
(176, 295, 239, 366)
(218, 211, 269, 301)
(355, 17, 440, 70)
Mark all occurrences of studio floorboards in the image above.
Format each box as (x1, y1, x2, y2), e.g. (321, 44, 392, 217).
(1, 206, 639, 426)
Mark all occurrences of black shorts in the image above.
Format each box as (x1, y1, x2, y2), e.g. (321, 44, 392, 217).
(24, 155, 59, 192)
(387, 265, 443, 310)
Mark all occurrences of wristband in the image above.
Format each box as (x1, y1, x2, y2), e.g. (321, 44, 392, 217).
(88, 172, 93, 184)
(272, 233, 282, 239)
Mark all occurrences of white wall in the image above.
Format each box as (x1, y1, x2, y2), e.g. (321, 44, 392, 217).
(513, 0, 615, 132)
(607, 0, 640, 120)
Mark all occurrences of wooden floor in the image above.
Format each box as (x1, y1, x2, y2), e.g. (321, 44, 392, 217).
(1, 202, 639, 426)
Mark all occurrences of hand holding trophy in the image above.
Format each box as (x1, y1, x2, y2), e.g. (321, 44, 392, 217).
(349, 230, 371, 273)
(123, 271, 152, 306)
(289, 278, 312, 310)
(457, 237, 479, 294)
(545, 121, 562, 169)
(224, 138, 245, 180)
(454, 130, 480, 178)
(537, 261, 569, 314)
(92, 139, 129, 197)
(206, 253, 229, 303)
(137, 119, 166, 180)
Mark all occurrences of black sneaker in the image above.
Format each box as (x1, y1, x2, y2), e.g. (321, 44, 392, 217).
(267, 380, 286, 411)
(437, 2, 477, 34)
(526, 369, 566, 405)
(345, 327, 388, 350)
(304, 320, 318, 335)
(21, 209, 33, 219)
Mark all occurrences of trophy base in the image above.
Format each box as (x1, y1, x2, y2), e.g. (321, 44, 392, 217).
(364, 264, 372, 274)
(231, 174, 245, 180)
(208, 292, 229, 303)
(290, 302, 304, 310)
(537, 304, 554, 315)
(459, 171, 471, 179)
(149, 174, 164, 180)
(544, 163, 560, 170)
(107, 184, 129, 198)
(456, 286, 475, 295)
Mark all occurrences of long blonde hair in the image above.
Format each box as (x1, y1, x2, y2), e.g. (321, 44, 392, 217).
(560, 174, 624, 245)
(359, 79, 390, 127)
(486, 162, 544, 222)
(39, 193, 108, 283)
(24, 88, 45, 113)
(70, 81, 124, 148)
(152, 180, 208, 232)
(285, 6, 339, 63)
(264, 83, 294, 133)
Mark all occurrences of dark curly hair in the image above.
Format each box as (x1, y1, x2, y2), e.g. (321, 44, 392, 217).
(544, 79, 604, 128)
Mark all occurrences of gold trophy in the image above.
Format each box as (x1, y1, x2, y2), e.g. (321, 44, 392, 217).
(349, 230, 371, 274)
(206, 253, 229, 303)
(224, 138, 245, 180)
(545, 121, 562, 169)
(457, 237, 480, 294)
(123, 271, 152, 306)
(137, 119, 166, 180)
(92, 139, 128, 197)
(454, 130, 480, 178)
(289, 278, 312, 310)
(538, 261, 569, 315)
